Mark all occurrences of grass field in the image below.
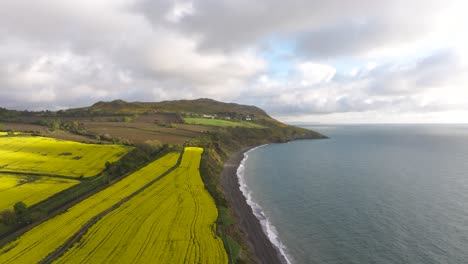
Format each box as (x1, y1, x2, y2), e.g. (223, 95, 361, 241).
(0, 136, 130, 177)
(184, 117, 265, 128)
(0, 153, 179, 264)
(55, 147, 227, 264)
(0, 174, 79, 211)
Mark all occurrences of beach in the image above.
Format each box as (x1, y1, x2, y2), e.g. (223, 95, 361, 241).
(220, 147, 285, 264)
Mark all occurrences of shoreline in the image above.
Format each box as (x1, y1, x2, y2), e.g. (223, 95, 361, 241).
(220, 146, 288, 264)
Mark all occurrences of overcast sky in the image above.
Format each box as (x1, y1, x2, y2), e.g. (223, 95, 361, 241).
(1, 0, 467, 123)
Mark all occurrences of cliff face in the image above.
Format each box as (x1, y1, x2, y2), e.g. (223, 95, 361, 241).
(190, 126, 325, 264)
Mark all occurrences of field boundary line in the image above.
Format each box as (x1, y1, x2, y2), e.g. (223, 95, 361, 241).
(38, 149, 185, 264)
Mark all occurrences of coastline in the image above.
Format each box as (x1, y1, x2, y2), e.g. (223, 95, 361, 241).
(220, 146, 288, 264)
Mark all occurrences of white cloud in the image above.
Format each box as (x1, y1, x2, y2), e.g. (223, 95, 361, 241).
(238, 50, 468, 123)
(297, 62, 336, 86)
(0, 0, 467, 123)
(165, 1, 195, 23)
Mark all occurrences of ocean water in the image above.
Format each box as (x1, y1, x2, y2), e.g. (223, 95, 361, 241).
(238, 125, 468, 264)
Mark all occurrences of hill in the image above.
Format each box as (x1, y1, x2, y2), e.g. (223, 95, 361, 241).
(63, 98, 272, 120)
(0, 98, 324, 145)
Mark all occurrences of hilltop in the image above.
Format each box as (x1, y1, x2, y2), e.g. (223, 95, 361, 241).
(74, 98, 272, 119)
(1, 98, 271, 119)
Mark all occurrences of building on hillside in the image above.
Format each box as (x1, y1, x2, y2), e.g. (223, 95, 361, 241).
(203, 114, 216, 119)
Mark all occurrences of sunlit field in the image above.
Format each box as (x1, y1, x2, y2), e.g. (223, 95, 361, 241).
(0, 136, 130, 177)
(0, 174, 79, 211)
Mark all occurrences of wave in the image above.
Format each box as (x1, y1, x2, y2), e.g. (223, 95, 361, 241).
(236, 145, 294, 264)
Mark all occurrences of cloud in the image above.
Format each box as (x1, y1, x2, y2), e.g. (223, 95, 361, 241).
(296, 17, 430, 59)
(296, 63, 336, 86)
(238, 50, 468, 118)
(0, 0, 467, 123)
(365, 50, 464, 95)
(0, 0, 266, 110)
(137, 0, 445, 56)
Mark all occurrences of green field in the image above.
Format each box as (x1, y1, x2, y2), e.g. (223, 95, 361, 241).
(184, 117, 265, 128)
(0, 174, 79, 211)
(0, 153, 180, 264)
(0, 136, 130, 177)
(55, 147, 227, 264)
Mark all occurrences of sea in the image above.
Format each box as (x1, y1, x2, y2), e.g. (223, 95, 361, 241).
(237, 124, 468, 264)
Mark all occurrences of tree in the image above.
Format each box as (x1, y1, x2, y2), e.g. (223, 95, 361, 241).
(0, 209, 16, 225)
(14, 201, 31, 225)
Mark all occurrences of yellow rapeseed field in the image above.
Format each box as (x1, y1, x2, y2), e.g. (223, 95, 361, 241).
(0, 136, 130, 177)
(0, 174, 79, 211)
(54, 147, 228, 264)
(0, 153, 179, 264)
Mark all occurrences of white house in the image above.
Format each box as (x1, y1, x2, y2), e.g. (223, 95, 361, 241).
(203, 114, 215, 119)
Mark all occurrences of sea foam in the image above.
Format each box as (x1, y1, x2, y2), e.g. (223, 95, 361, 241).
(236, 145, 294, 264)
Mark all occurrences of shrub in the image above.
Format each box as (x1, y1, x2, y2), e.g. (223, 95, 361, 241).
(14, 201, 32, 225)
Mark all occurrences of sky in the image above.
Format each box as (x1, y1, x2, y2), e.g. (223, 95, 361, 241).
(0, 0, 467, 123)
